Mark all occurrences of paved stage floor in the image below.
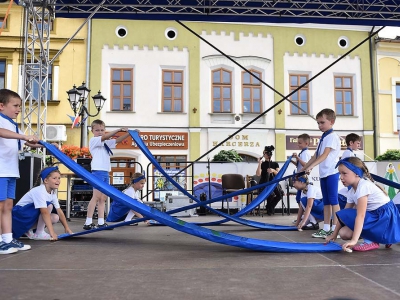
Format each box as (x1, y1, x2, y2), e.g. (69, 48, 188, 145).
(1, 214, 399, 300)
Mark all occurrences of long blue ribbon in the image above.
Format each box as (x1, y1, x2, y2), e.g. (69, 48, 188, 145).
(41, 140, 342, 252)
(315, 128, 333, 158)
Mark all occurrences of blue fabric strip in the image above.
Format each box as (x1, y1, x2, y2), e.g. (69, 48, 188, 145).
(104, 143, 113, 156)
(129, 130, 295, 229)
(41, 141, 342, 252)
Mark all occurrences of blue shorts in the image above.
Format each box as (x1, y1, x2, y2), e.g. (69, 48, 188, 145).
(320, 173, 339, 205)
(0, 177, 17, 201)
(92, 170, 109, 191)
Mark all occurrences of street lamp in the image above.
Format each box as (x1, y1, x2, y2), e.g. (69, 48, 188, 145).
(66, 82, 107, 147)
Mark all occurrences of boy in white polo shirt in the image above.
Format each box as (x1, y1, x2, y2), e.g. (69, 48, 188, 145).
(83, 119, 131, 230)
(300, 108, 341, 238)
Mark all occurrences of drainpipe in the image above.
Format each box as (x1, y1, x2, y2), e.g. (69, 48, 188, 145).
(369, 26, 378, 159)
(82, 19, 91, 147)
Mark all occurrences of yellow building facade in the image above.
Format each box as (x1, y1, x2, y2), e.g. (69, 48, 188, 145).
(0, 3, 87, 146)
(376, 37, 400, 153)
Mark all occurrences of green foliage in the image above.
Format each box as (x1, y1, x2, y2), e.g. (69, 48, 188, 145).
(375, 149, 400, 161)
(212, 149, 243, 162)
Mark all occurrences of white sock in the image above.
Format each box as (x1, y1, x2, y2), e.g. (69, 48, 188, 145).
(85, 218, 92, 225)
(323, 224, 330, 232)
(331, 224, 336, 231)
(0, 235, 2, 243)
(2, 233, 12, 243)
(125, 210, 135, 222)
(98, 218, 104, 225)
(36, 215, 46, 234)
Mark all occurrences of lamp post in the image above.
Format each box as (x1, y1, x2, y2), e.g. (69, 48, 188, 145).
(66, 82, 107, 148)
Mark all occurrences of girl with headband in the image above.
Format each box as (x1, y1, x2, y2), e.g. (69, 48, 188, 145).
(107, 172, 149, 225)
(12, 166, 73, 241)
(293, 174, 323, 231)
(326, 157, 400, 252)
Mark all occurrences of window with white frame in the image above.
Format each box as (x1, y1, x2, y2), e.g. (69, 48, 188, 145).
(111, 68, 133, 111)
(334, 76, 354, 116)
(289, 74, 309, 115)
(0, 60, 5, 89)
(242, 69, 262, 113)
(162, 70, 183, 112)
(212, 68, 232, 113)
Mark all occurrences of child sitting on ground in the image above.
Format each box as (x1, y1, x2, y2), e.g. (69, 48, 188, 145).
(12, 166, 73, 240)
(293, 174, 322, 231)
(107, 173, 149, 225)
(326, 157, 400, 252)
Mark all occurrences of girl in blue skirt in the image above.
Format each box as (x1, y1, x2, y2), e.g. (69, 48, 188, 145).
(326, 157, 400, 252)
(107, 173, 148, 225)
(12, 166, 73, 240)
(293, 175, 323, 230)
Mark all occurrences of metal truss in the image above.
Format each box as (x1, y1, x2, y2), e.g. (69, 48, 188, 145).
(20, 0, 55, 159)
(50, 0, 400, 26)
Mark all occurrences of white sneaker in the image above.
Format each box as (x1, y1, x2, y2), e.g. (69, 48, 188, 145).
(25, 229, 35, 240)
(33, 231, 52, 240)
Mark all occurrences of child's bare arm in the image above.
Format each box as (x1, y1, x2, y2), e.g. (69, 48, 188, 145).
(56, 207, 73, 234)
(0, 129, 39, 143)
(299, 154, 316, 172)
(304, 147, 332, 173)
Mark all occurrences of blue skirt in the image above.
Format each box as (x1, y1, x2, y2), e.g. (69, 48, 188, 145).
(12, 203, 41, 239)
(338, 194, 347, 210)
(336, 201, 400, 244)
(300, 197, 324, 221)
(106, 201, 130, 222)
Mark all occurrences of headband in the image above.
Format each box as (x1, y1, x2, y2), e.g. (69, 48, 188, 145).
(335, 157, 364, 178)
(40, 166, 59, 181)
(292, 171, 307, 183)
(132, 174, 145, 184)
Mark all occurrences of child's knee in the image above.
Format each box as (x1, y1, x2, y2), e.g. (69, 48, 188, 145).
(50, 213, 59, 224)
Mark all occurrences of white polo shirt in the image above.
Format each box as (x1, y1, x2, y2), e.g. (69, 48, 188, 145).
(0, 117, 25, 178)
(16, 184, 60, 209)
(317, 132, 341, 178)
(89, 136, 117, 172)
(347, 179, 389, 211)
(301, 184, 322, 200)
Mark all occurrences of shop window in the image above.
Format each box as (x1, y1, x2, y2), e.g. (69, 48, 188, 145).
(334, 76, 354, 116)
(289, 74, 309, 115)
(212, 68, 232, 113)
(29, 19, 54, 32)
(110, 157, 136, 186)
(111, 68, 133, 111)
(242, 69, 262, 113)
(162, 70, 183, 112)
(153, 155, 187, 201)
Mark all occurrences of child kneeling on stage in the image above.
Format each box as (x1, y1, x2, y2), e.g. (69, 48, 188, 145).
(293, 174, 323, 231)
(326, 157, 400, 252)
(12, 166, 73, 240)
(107, 173, 149, 225)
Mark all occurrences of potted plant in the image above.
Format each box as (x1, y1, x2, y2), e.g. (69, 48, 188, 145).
(212, 149, 243, 162)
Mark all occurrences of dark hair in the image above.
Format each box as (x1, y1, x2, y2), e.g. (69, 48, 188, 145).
(297, 133, 310, 143)
(263, 145, 275, 156)
(0, 89, 21, 105)
(345, 133, 361, 146)
(316, 108, 336, 122)
(91, 119, 105, 128)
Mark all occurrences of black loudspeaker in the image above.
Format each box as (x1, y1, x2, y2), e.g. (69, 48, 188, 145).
(15, 153, 42, 205)
(76, 158, 91, 172)
(197, 192, 207, 216)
